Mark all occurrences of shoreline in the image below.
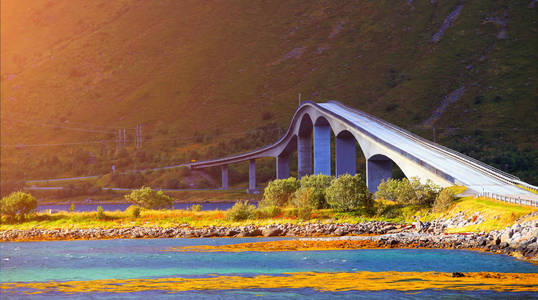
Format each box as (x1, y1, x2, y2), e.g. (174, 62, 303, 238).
(36, 199, 246, 205)
(2, 221, 536, 263)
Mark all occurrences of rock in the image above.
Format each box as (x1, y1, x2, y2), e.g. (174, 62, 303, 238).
(414, 221, 424, 232)
(262, 228, 282, 237)
(500, 229, 513, 244)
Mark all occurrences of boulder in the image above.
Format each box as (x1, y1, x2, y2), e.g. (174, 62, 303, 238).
(262, 228, 282, 237)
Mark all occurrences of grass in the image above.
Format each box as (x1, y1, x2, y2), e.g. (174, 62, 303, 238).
(1, 187, 535, 232)
(417, 195, 537, 233)
(0, 208, 338, 231)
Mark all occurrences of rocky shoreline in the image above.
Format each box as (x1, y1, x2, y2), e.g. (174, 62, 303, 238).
(1, 219, 536, 262)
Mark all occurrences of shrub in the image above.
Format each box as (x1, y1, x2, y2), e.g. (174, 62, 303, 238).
(299, 174, 333, 208)
(326, 174, 372, 212)
(375, 177, 440, 206)
(412, 179, 441, 206)
(260, 177, 299, 207)
(96, 206, 105, 219)
(0, 191, 37, 222)
(433, 189, 456, 212)
(255, 205, 281, 219)
(190, 204, 202, 212)
(290, 188, 314, 219)
(226, 200, 256, 221)
(124, 186, 174, 209)
(69, 203, 75, 213)
(125, 205, 141, 218)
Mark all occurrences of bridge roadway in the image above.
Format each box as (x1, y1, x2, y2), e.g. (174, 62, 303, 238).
(188, 101, 536, 201)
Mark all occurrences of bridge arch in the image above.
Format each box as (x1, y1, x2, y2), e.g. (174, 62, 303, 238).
(297, 114, 313, 178)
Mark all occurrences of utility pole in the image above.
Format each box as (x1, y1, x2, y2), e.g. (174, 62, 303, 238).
(135, 125, 139, 149)
(140, 124, 143, 149)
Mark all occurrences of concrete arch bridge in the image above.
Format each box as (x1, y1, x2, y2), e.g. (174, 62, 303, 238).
(188, 101, 537, 205)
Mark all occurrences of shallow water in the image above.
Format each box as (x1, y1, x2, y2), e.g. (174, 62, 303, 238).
(1, 238, 537, 299)
(36, 202, 237, 212)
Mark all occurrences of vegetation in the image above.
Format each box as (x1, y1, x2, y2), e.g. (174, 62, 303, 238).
(375, 178, 441, 206)
(290, 188, 314, 220)
(298, 174, 333, 209)
(96, 206, 105, 220)
(226, 201, 256, 221)
(260, 177, 299, 207)
(326, 174, 372, 212)
(0, 191, 37, 222)
(125, 205, 141, 218)
(433, 189, 456, 212)
(124, 186, 174, 209)
(2, 1, 536, 192)
(189, 204, 202, 212)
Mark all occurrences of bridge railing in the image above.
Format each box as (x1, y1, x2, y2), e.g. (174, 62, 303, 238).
(477, 192, 538, 207)
(328, 101, 521, 183)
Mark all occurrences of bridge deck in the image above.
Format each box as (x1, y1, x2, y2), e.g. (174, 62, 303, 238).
(319, 103, 530, 196)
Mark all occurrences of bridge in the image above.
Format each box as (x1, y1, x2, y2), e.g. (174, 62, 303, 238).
(188, 101, 537, 205)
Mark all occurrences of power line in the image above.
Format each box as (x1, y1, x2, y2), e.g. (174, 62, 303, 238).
(3, 111, 137, 130)
(2, 117, 116, 134)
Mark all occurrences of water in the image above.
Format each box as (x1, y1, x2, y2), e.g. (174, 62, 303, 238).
(36, 202, 238, 212)
(1, 238, 537, 299)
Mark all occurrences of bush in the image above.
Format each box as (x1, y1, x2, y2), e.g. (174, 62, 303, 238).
(69, 203, 75, 213)
(190, 204, 202, 212)
(290, 188, 314, 219)
(260, 177, 299, 207)
(433, 189, 456, 212)
(326, 174, 372, 212)
(125, 205, 141, 218)
(226, 200, 256, 221)
(96, 206, 105, 219)
(375, 177, 440, 206)
(124, 186, 174, 209)
(254, 205, 281, 219)
(299, 174, 333, 208)
(412, 179, 441, 206)
(0, 191, 37, 222)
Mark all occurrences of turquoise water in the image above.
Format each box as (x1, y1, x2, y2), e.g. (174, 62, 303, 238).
(1, 238, 537, 299)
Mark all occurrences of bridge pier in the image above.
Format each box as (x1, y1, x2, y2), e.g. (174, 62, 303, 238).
(367, 155, 392, 194)
(248, 159, 258, 193)
(298, 134, 312, 178)
(276, 154, 290, 179)
(314, 120, 331, 175)
(221, 165, 229, 189)
(336, 132, 356, 176)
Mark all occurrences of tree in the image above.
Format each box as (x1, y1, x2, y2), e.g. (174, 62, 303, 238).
(299, 174, 333, 208)
(326, 174, 372, 212)
(0, 191, 37, 222)
(260, 177, 299, 207)
(124, 186, 173, 209)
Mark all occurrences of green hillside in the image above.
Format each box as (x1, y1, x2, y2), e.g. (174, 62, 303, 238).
(1, 0, 537, 189)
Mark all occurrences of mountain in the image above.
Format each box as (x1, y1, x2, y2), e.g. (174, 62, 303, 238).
(1, 0, 536, 185)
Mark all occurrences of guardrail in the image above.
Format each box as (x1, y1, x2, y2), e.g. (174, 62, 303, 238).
(477, 192, 538, 207)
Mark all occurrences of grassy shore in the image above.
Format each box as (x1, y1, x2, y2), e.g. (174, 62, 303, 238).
(1, 195, 535, 232)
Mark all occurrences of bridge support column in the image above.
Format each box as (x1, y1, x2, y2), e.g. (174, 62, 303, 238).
(314, 123, 331, 175)
(367, 156, 392, 194)
(276, 154, 290, 179)
(221, 165, 229, 189)
(248, 159, 258, 193)
(298, 135, 312, 178)
(336, 133, 356, 177)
